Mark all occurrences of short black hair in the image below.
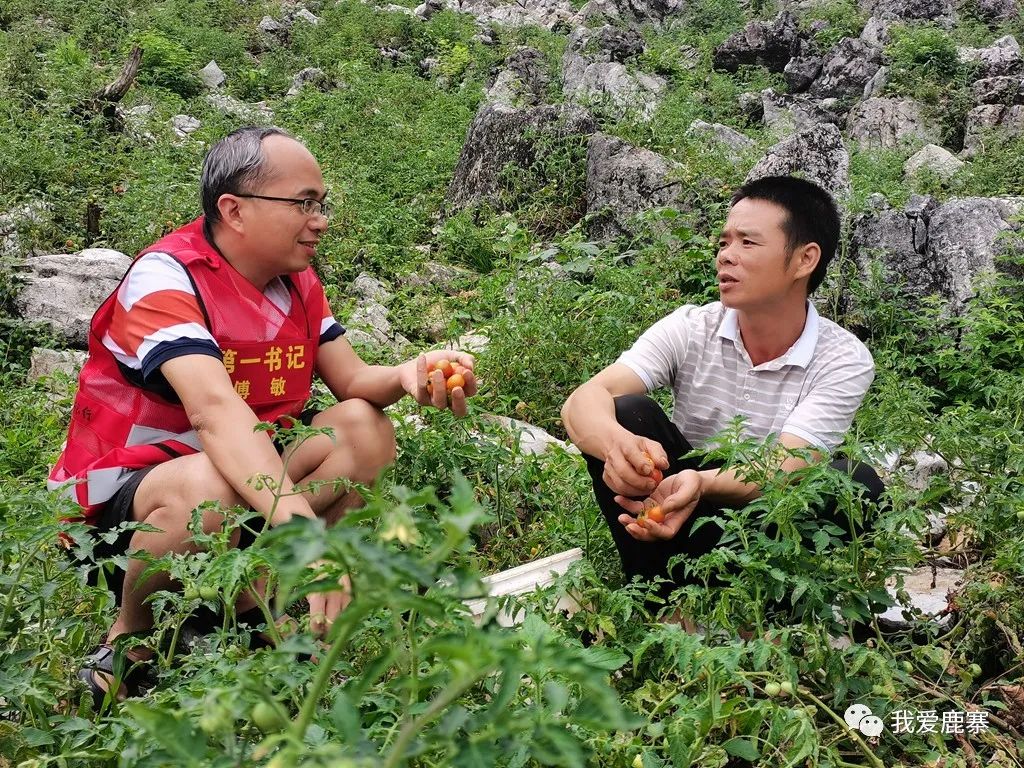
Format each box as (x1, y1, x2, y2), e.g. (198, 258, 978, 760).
(200, 125, 295, 227)
(730, 176, 840, 295)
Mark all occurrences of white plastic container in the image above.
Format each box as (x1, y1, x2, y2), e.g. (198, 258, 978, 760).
(464, 548, 584, 627)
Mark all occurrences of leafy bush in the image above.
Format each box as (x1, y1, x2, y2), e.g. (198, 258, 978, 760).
(135, 31, 200, 97)
(885, 24, 964, 104)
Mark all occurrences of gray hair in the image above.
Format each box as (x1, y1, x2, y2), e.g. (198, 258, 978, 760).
(200, 126, 295, 226)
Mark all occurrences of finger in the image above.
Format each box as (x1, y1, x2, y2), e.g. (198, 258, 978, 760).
(613, 494, 647, 515)
(430, 369, 447, 409)
(460, 369, 478, 397)
(617, 514, 654, 542)
(641, 439, 670, 469)
(415, 354, 429, 404)
(448, 387, 468, 417)
(603, 466, 644, 498)
(308, 593, 327, 637)
(454, 352, 475, 371)
(609, 458, 657, 495)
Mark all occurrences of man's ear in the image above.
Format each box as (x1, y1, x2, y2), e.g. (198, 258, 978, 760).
(793, 242, 820, 281)
(216, 194, 246, 235)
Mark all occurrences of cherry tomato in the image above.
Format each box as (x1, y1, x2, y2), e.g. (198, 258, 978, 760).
(199, 585, 218, 602)
(647, 505, 665, 523)
(446, 373, 465, 392)
(251, 701, 287, 734)
(433, 359, 454, 378)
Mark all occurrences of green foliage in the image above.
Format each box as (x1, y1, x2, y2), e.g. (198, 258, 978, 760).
(135, 31, 200, 97)
(802, 0, 868, 48)
(885, 24, 964, 104)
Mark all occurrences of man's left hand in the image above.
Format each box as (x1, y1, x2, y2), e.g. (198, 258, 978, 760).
(614, 469, 704, 542)
(402, 351, 478, 417)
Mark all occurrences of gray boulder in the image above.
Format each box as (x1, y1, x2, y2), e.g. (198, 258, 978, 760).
(399, 260, 476, 292)
(292, 8, 320, 25)
(846, 97, 939, 149)
(963, 104, 1024, 155)
(563, 27, 665, 120)
(286, 67, 334, 98)
(258, 15, 289, 43)
(205, 94, 274, 123)
(447, 103, 596, 210)
(350, 272, 393, 305)
(485, 47, 551, 107)
(686, 120, 756, 162)
(958, 35, 1023, 79)
(199, 60, 226, 89)
(584, 133, 684, 240)
(578, 0, 686, 26)
(972, 0, 1020, 21)
(746, 122, 851, 203)
(594, 26, 646, 62)
(851, 195, 937, 298)
(784, 55, 823, 92)
(904, 144, 965, 179)
(863, 65, 889, 97)
(926, 196, 1024, 308)
(170, 114, 201, 138)
(760, 88, 841, 134)
(972, 75, 1024, 104)
(15, 249, 132, 348)
(456, 0, 579, 30)
(713, 12, 805, 73)
(860, 16, 893, 47)
(809, 37, 883, 99)
(415, 0, 444, 19)
(28, 347, 87, 382)
(859, 0, 955, 19)
(1, 201, 48, 259)
(346, 300, 410, 351)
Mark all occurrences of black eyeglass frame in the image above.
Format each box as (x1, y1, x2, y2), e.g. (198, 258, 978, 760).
(234, 193, 332, 218)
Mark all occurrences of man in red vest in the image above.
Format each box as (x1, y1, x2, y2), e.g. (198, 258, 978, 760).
(51, 126, 478, 704)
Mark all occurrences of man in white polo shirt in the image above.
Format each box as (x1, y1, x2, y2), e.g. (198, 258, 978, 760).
(561, 176, 882, 600)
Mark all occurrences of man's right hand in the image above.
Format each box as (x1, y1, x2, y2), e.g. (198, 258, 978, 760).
(601, 430, 669, 498)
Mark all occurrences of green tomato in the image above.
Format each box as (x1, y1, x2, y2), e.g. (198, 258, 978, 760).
(183, 587, 199, 601)
(765, 682, 782, 697)
(199, 585, 218, 602)
(198, 706, 231, 735)
(968, 663, 982, 677)
(251, 701, 287, 734)
(901, 660, 914, 673)
(779, 681, 794, 696)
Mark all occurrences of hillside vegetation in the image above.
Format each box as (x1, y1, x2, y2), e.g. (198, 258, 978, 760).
(1, 0, 1023, 765)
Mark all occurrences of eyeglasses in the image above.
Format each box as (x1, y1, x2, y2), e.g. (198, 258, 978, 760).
(235, 194, 332, 218)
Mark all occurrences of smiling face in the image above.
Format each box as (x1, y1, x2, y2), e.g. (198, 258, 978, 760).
(716, 197, 819, 312)
(233, 134, 328, 279)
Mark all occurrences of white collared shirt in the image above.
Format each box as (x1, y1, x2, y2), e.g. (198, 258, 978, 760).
(616, 301, 875, 451)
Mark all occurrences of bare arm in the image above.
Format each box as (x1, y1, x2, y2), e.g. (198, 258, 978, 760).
(161, 354, 316, 526)
(561, 363, 669, 497)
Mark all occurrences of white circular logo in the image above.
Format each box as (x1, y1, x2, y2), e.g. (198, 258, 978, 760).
(859, 715, 884, 738)
(844, 704, 871, 730)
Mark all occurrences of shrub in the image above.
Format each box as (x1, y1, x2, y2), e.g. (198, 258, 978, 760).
(136, 30, 200, 97)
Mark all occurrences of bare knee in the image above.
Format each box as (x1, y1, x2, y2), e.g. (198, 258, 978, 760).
(321, 398, 396, 477)
(135, 454, 246, 524)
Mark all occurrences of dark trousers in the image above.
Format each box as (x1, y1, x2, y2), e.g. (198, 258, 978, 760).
(584, 395, 885, 598)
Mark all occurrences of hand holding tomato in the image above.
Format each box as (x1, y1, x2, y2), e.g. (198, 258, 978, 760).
(601, 431, 669, 498)
(614, 469, 704, 542)
(405, 351, 478, 417)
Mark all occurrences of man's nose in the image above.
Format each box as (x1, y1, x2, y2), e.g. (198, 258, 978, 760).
(717, 245, 735, 265)
(309, 213, 328, 232)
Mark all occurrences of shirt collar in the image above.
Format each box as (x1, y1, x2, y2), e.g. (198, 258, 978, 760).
(717, 301, 819, 369)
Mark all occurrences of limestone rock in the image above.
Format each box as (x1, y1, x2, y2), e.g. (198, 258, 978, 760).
(563, 28, 664, 120)
(199, 60, 226, 89)
(479, 414, 580, 456)
(258, 15, 289, 43)
(346, 300, 409, 351)
(28, 347, 87, 382)
(863, 65, 888, 97)
(170, 114, 200, 138)
(784, 55, 823, 92)
(455, 0, 579, 30)
(963, 104, 1024, 155)
(448, 331, 490, 355)
(878, 567, 962, 631)
(972, 75, 1024, 104)
(415, 0, 444, 19)
(1, 201, 48, 259)
(746, 122, 851, 203)
(972, 0, 1020, 22)
(809, 37, 883, 99)
(713, 12, 804, 73)
(399, 261, 476, 292)
(350, 272, 393, 305)
(846, 97, 939, 149)
(905, 450, 949, 491)
(286, 67, 333, 98)
(904, 144, 964, 180)
(446, 103, 596, 211)
(485, 47, 551, 107)
(578, 0, 686, 26)
(958, 35, 1023, 79)
(121, 104, 156, 142)
(15, 249, 132, 348)
(860, 16, 893, 47)
(205, 94, 274, 123)
(293, 8, 320, 24)
(859, 0, 955, 19)
(925, 196, 1024, 308)
(584, 133, 684, 240)
(686, 119, 756, 162)
(851, 194, 937, 299)
(761, 88, 841, 134)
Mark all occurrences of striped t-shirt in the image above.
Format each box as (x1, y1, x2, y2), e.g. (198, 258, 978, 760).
(103, 252, 344, 394)
(617, 301, 874, 452)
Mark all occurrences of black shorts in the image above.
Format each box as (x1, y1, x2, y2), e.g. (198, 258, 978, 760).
(75, 408, 320, 602)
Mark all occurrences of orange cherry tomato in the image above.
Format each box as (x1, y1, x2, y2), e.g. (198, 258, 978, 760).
(650, 467, 663, 484)
(434, 359, 454, 378)
(446, 373, 465, 392)
(647, 505, 665, 524)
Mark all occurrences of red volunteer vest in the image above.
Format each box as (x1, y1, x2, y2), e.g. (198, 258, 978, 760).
(48, 217, 324, 523)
